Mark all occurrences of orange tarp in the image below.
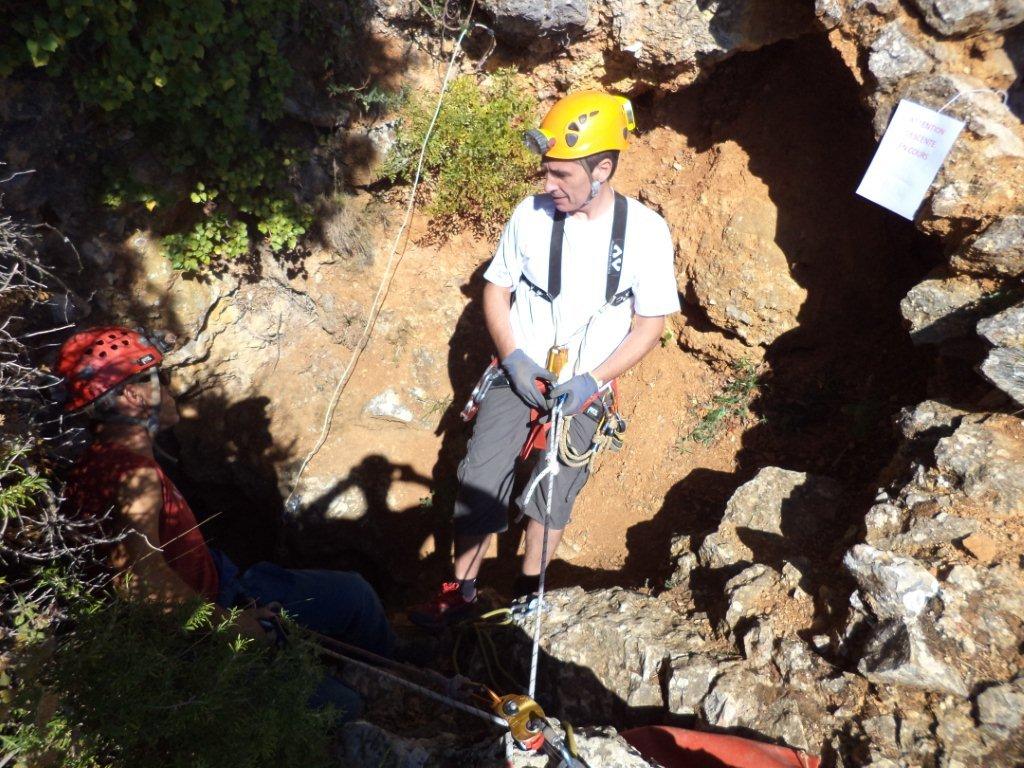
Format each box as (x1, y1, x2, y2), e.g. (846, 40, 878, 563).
(621, 726, 821, 768)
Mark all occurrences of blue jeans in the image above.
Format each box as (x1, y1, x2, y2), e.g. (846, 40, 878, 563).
(211, 550, 395, 721)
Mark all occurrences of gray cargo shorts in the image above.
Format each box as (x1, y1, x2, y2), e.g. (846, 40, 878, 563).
(453, 382, 600, 535)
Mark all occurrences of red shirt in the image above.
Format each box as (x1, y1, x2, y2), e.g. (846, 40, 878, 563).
(65, 441, 220, 602)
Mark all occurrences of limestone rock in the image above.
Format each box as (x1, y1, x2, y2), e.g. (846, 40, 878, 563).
(899, 270, 987, 345)
(509, 587, 712, 721)
(896, 399, 968, 442)
(979, 346, 1024, 405)
(976, 676, 1024, 738)
(934, 418, 1024, 516)
(977, 301, 1024, 348)
(686, 198, 807, 346)
(978, 302, 1024, 405)
(479, 0, 589, 41)
(815, 0, 844, 28)
(698, 467, 842, 569)
(605, 0, 815, 84)
(844, 544, 1024, 697)
(843, 545, 967, 695)
(951, 216, 1024, 277)
(364, 389, 414, 423)
(867, 23, 933, 88)
(720, 564, 815, 647)
(666, 653, 736, 716)
(908, 0, 1024, 37)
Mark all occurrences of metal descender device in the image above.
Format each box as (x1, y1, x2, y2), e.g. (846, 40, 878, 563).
(488, 692, 591, 768)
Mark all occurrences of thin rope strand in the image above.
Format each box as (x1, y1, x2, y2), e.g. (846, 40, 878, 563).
(286, 28, 470, 510)
(938, 87, 1008, 114)
(528, 399, 562, 699)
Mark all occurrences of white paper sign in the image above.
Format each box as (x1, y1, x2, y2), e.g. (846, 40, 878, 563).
(856, 99, 965, 220)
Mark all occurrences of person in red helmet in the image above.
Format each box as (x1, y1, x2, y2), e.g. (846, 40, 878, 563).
(59, 326, 395, 719)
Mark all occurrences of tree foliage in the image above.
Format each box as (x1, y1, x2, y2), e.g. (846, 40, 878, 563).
(0, 0, 314, 271)
(2, 598, 336, 768)
(383, 68, 537, 233)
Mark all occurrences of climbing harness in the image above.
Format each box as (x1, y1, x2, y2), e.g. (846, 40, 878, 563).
(521, 191, 632, 307)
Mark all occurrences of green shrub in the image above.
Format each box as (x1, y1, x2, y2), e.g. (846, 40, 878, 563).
(680, 358, 760, 448)
(383, 68, 537, 232)
(2, 597, 336, 768)
(0, 0, 313, 271)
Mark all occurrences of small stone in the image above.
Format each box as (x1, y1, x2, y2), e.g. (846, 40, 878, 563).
(364, 389, 414, 423)
(959, 532, 999, 562)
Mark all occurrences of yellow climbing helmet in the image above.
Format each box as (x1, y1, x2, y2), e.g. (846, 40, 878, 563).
(524, 91, 636, 160)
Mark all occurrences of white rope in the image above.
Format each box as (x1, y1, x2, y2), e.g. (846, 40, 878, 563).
(526, 399, 564, 700)
(285, 28, 471, 512)
(318, 642, 509, 728)
(937, 87, 1008, 114)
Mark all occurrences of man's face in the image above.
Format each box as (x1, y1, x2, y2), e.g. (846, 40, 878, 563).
(541, 158, 593, 213)
(121, 370, 179, 429)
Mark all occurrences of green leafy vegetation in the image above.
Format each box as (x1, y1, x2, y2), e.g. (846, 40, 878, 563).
(2, 597, 336, 768)
(680, 359, 761, 448)
(383, 68, 537, 232)
(1, 0, 316, 271)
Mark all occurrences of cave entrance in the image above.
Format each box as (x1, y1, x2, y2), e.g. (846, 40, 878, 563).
(608, 34, 945, 591)
(171, 34, 947, 605)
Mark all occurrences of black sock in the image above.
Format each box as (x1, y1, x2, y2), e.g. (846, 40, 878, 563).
(458, 578, 477, 603)
(513, 574, 540, 599)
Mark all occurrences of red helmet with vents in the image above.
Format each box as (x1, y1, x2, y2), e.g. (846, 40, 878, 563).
(56, 326, 163, 412)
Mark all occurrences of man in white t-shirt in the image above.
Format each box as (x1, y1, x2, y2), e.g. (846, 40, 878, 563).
(411, 91, 680, 628)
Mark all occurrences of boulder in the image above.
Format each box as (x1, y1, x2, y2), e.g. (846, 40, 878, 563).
(479, 0, 589, 42)
(686, 198, 807, 346)
(605, 0, 815, 84)
(843, 545, 967, 695)
(899, 270, 988, 345)
(698, 467, 843, 569)
(844, 544, 1024, 697)
(908, 0, 1024, 37)
(978, 302, 1024, 405)
(951, 216, 1024, 277)
(934, 417, 1024, 516)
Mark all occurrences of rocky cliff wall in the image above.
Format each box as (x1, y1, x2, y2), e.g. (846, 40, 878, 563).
(3, 1, 1023, 765)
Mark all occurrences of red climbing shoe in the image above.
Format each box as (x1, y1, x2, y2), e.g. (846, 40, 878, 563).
(408, 582, 478, 629)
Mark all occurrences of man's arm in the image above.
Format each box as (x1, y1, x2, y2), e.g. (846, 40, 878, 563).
(483, 281, 517, 359)
(117, 467, 273, 639)
(591, 314, 665, 384)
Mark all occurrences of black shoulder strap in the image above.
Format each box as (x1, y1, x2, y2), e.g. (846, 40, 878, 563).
(606, 192, 628, 303)
(548, 209, 566, 300)
(544, 193, 627, 303)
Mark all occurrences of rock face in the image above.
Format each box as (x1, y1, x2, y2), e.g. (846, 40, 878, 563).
(698, 467, 843, 569)
(604, 0, 815, 83)
(506, 587, 860, 755)
(977, 302, 1024, 405)
(908, 0, 1024, 37)
(381, 0, 815, 86)
(479, 0, 589, 41)
(899, 270, 988, 345)
(686, 198, 807, 346)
